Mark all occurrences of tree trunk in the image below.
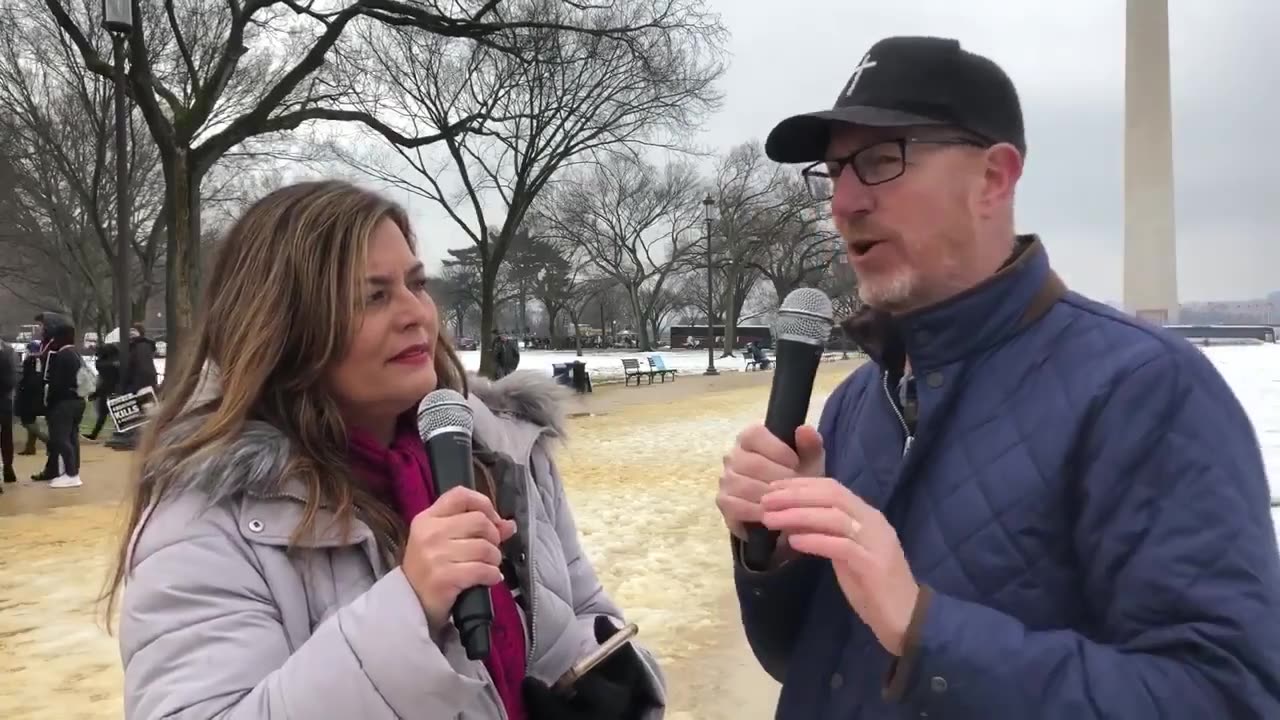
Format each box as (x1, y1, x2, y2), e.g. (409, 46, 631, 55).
(451, 306, 465, 339)
(163, 150, 202, 349)
(570, 314, 584, 356)
(131, 296, 148, 329)
(477, 266, 499, 377)
(518, 277, 527, 336)
(625, 287, 650, 350)
(720, 267, 739, 357)
(546, 307, 561, 344)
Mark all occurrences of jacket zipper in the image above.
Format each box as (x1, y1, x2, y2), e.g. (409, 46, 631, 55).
(520, 461, 539, 666)
(882, 371, 914, 458)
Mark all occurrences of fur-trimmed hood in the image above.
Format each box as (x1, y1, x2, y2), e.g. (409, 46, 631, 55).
(150, 367, 572, 505)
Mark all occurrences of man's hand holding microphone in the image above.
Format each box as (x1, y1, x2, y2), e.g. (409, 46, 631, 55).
(718, 423, 922, 657)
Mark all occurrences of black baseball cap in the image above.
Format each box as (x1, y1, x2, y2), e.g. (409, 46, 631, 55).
(765, 36, 1026, 163)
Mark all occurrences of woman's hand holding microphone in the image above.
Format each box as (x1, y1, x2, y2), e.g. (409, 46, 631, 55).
(400, 486, 515, 630)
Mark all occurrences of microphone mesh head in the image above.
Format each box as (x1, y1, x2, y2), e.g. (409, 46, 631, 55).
(417, 388, 475, 438)
(775, 288, 834, 346)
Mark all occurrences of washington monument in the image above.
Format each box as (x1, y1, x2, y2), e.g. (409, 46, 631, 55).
(1123, 0, 1179, 323)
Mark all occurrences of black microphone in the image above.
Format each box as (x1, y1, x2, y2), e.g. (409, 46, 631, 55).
(743, 288, 835, 570)
(417, 388, 492, 661)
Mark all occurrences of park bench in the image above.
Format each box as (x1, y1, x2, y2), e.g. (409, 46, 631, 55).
(647, 355, 678, 382)
(621, 358, 656, 386)
(745, 353, 773, 371)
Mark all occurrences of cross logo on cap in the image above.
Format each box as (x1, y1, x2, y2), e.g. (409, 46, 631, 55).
(842, 52, 877, 98)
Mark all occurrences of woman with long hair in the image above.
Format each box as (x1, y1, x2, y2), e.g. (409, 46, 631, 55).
(104, 180, 665, 719)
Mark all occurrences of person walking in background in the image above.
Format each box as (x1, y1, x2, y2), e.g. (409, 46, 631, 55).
(490, 328, 509, 380)
(40, 321, 87, 488)
(84, 343, 121, 441)
(123, 323, 158, 394)
(107, 323, 159, 451)
(16, 340, 47, 456)
(107, 181, 664, 720)
(502, 333, 522, 376)
(0, 339, 18, 487)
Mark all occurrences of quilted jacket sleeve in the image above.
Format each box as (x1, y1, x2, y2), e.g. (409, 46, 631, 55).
(120, 496, 490, 719)
(888, 345, 1280, 719)
(733, 372, 857, 682)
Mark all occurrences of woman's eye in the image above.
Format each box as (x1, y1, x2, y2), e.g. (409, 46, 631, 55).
(367, 290, 387, 304)
(411, 278, 430, 292)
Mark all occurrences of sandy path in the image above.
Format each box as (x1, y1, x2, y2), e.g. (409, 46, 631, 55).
(0, 359, 860, 718)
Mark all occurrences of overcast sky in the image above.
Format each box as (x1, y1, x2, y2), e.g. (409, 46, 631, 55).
(396, 0, 1278, 304)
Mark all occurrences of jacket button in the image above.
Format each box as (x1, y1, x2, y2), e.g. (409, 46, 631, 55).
(830, 673, 843, 689)
(930, 676, 948, 693)
(926, 371, 944, 388)
(247, 519, 264, 533)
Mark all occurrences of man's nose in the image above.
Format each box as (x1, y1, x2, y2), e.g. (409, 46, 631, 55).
(830, 166, 875, 219)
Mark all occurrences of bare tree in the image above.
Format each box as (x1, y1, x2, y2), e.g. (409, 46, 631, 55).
(332, 0, 724, 374)
(0, 6, 167, 333)
(748, 177, 841, 305)
(33, 0, 702, 350)
(817, 250, 861, 357)
(705, 141, 832, 355)
(529, 238, 607, 355)
(538, 154, 703, 350)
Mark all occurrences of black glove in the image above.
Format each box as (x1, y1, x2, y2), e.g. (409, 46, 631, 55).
(522, 674, 631, 720)
(522, 617, 656, 720)
(590, 616, 650, 698)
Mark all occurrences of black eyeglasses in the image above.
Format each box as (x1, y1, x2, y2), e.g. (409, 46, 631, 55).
(801, 137, 989, 201)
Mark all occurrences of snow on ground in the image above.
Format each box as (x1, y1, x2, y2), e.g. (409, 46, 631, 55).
(151, 349, 787, 386)
(457, 349, 757, 383)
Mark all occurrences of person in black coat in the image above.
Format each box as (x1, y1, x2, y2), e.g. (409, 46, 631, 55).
(38, 321, 87, 487)
(122, 323, 158, 393)
(84, 343, 121, 441)
(16, 340, 47, 456)
(106, 323, 159, 451)
(0, 340, 17, 486)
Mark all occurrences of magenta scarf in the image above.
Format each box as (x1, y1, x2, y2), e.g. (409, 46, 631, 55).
(349, 417, 528, 720)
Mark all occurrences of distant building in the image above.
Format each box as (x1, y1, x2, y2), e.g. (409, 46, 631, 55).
(1179, 299, 1279, 326)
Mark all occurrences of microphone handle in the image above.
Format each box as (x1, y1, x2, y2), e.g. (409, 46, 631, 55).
(743, 338, 825, 569)
(425, 430, 494, 661)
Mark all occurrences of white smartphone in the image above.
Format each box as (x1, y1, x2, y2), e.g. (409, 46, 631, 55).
(551, 622, 640, 696)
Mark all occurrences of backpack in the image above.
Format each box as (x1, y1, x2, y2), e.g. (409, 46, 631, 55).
(59, 346, 96, 398)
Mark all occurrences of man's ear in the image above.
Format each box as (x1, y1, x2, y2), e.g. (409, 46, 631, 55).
(976, 143, 1023, 216)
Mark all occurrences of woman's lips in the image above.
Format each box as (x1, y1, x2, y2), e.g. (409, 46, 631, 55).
(389, 344, 431, 365)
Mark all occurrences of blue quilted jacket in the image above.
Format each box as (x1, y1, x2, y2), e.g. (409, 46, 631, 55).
(735, 237, 1280, 719)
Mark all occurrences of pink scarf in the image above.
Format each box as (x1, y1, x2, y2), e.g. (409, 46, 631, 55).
(349, 417, 528, 720)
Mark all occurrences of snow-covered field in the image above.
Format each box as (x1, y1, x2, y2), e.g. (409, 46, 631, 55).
(150, 348, 814, 386)
(458, 349, 761, 383)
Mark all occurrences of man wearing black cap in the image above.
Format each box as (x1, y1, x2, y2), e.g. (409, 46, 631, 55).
(716, 36, 1280, 719)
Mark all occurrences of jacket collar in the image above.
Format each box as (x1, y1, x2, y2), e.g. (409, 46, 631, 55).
(841, 235, 1060, 372)
(154, 365, 570, 507)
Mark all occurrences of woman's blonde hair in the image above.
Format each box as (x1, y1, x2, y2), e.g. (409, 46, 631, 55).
(101, 180, 471, 628)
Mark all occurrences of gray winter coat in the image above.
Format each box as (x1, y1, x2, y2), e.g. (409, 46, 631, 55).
(118, 373, 665, 719)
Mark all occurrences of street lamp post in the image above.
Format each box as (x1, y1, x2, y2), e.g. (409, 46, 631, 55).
(702, 193, 717, 376)
(104, 0, 133, 383)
